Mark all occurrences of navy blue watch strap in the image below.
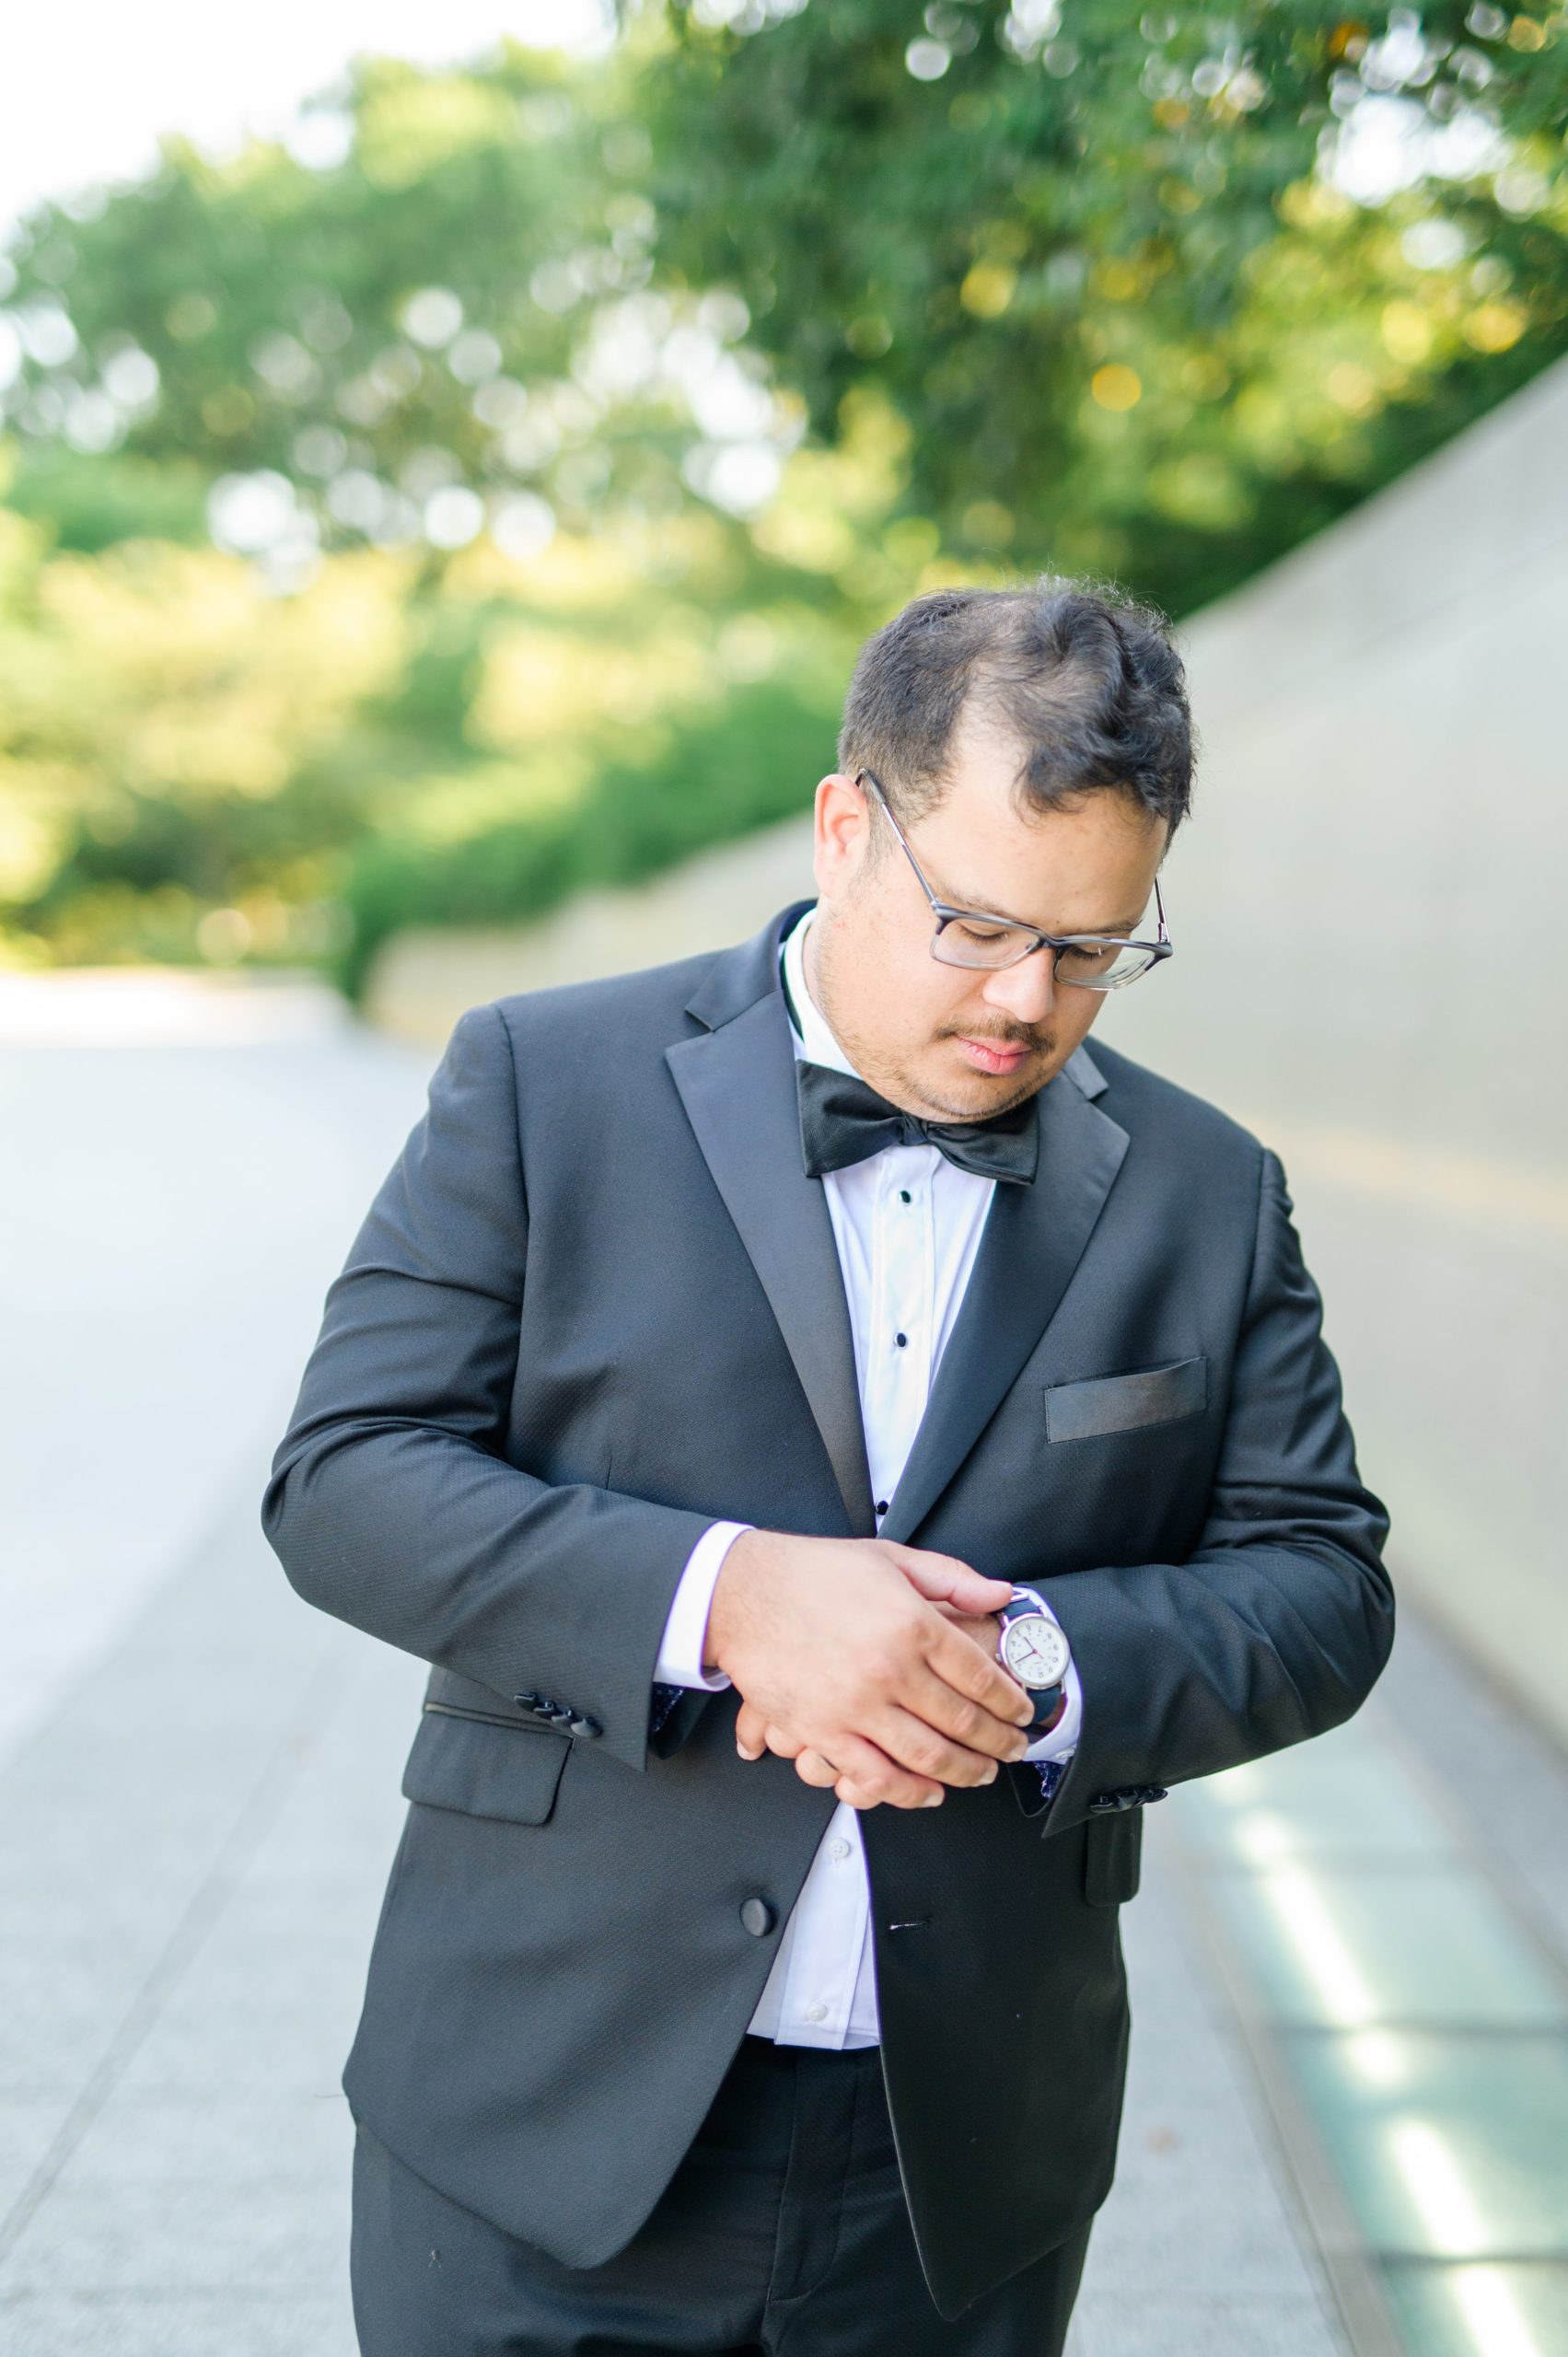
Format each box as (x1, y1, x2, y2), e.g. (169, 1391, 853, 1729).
(1025, 1681, 1066, 1731)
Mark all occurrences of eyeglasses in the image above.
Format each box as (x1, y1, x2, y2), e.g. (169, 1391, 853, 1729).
(855, 769, 1174, 989)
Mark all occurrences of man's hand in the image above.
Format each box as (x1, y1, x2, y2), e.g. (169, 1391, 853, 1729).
(733, 1597, 1014, 1807)
(710, 1530, 1033, 1812)
(932, 1603, 1005, 1652)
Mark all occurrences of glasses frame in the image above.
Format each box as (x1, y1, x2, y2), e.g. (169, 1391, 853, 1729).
(855, 768, 1173, 989)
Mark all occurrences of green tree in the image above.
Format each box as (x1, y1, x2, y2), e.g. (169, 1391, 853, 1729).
(0, 6, 1563, 982)
(646, 0, 1568, 607)
(0, 45, 695, 559)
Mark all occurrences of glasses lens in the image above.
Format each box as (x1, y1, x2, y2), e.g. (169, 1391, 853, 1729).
(933, 919, 1040, 970)
(933, 923, 1163, 984)
(1053, 940, 1159, 990)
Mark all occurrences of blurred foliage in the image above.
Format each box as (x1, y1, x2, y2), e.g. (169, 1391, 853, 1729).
(0, 2, 1563, 989)
(648, 0, 1568, 604)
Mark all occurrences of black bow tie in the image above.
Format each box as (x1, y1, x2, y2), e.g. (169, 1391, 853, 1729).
(796, 1060, 1040, 1185)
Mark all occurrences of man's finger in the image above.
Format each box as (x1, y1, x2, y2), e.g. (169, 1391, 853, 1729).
(881, 1542, 1013, 1617)
(931, 1606, 1003, 1640)
(810, 1730, 944, 1809)
(895, 1658, 1031, 1763)
(736, 1699, 769, 1759)
(866, 1701, 1011, 1789)
(923, 1615, 1035, 1726)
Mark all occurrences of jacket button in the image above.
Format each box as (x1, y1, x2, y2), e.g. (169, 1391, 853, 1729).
(740, 1897, 776, 1937)
(566, 1713, 601, 1738)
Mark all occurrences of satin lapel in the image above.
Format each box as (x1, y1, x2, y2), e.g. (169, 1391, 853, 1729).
(879, 1068, 1130, 1548)
(665, 993, 877, 1538)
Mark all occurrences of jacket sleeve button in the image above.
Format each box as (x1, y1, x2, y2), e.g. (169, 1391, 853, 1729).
(739, 1897, 776, 1937)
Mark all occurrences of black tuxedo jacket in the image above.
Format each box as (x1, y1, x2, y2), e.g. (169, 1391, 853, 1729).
(261, 898, 1392, 2318)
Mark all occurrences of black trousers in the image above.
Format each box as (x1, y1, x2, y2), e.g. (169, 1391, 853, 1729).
(351, 2033, 1094, 2356)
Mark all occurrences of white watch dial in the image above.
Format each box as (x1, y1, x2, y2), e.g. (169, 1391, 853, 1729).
(1001, 1613, 1070, 1689)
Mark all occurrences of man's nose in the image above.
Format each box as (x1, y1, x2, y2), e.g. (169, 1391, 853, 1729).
(979, 944, 1058, 1028)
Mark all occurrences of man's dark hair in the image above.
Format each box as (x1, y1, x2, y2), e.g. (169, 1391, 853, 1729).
(836, 576, 1193, 842)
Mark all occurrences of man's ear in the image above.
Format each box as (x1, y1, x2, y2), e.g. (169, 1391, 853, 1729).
(813, 772, 870, 895)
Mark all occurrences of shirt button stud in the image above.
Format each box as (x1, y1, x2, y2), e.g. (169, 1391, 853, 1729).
(895, 1332, 907, 1348)
(739, 1897, 776, 1937)
(876, 1500, 889, 1515)
(805, 2003, 828, 2024)
(900, 1190, 911, 1203)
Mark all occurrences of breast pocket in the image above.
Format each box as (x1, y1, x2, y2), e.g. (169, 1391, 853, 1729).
(1044, 1355, 1207, 1444)
(401, 1704, 570, 1827)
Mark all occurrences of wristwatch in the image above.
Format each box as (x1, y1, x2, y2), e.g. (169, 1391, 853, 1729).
(995, 1586, 1072, 1733)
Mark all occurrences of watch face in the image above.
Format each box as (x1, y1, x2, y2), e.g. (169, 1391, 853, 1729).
(1001, 1613, 1070, 1690)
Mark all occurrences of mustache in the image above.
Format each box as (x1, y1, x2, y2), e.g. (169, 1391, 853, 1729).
(947, 1027, 1051, 1052)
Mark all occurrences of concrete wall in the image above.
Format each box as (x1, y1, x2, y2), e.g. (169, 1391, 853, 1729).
(365, 813, 818, 1043)
(1108, 354, 1568, 1747)
(365, 355, 1568, 1744)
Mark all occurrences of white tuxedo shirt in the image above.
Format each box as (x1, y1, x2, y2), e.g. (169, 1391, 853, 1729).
(654, 902, 1082, 2048)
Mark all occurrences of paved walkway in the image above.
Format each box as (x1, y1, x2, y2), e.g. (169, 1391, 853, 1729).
(0, 1492, 1355, 2357)
(0, 976, 428, 1771)
(4, 984, 1563, 2355)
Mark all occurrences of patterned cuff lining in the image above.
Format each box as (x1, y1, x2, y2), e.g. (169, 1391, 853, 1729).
(649, 1680, 683, 1736)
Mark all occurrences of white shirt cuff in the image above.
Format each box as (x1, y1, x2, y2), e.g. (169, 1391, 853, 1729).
(653, 1521, 752, 1690)
(1011, 1586, 1082, 1764)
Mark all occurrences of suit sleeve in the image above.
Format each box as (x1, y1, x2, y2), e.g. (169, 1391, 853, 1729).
(1033, 1144, 1394, 1837)
(260, 1002, 716, 1774)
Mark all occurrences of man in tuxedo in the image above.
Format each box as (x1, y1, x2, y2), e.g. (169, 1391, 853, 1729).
(262, 578, 1391, 2356)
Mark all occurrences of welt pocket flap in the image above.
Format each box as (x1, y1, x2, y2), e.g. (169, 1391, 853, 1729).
(1045, 1355, 1207, 1443)
(1084, 1810, 1144, 1908)
(401, 1708, 569, 1826)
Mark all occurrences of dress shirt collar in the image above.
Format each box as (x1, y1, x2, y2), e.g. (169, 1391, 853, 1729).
(779, 903, 864, 1080)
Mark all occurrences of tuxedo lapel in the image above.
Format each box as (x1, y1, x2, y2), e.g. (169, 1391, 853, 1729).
(665, 911, 877, 1538)
(665, 906, 1130, 1550)
(878, 1049, 1129, 1547)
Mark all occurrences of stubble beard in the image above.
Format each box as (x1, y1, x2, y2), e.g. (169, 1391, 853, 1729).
(808, 915, 1055, 1122)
